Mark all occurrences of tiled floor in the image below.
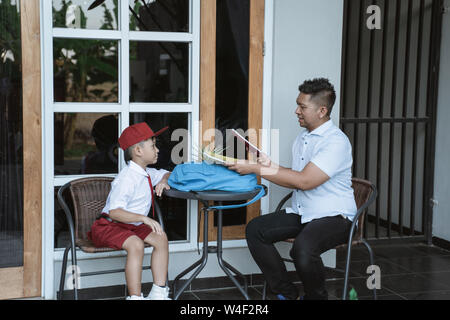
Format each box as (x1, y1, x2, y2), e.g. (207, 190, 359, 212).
(177, 242, 450, 300)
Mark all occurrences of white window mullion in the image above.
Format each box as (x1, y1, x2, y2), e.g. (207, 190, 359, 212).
(191, 0, 200, 160)
(53, 28, 121, 40)
(42, 0, 56, 300)
(188, 0, 201, 248)
(119, 0, 130, 171)
(53, 103, 124, 113)
(129, 103, 193, 113)
(128, 31, 193, 42)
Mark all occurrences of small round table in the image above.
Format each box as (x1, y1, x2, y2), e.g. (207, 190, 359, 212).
(164, 186, 267, 300)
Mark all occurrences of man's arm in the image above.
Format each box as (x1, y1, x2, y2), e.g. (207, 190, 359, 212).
(226, 161, 329, 191)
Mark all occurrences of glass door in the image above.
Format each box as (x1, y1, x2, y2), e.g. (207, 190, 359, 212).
(0, 0, 42, 299)
(199, 0, 265, 242)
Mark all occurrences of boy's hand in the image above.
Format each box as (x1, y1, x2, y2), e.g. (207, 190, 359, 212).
(142, 216, 163, 235)
(155, 181, 170, 197)
(154, 172, 171, 197)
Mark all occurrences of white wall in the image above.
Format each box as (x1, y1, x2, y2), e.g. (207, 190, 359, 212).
(432, 0, 450, 242)
(269, 0, 344, 211)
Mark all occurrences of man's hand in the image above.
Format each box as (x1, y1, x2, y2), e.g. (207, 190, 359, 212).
(142, 216, 164, 235)
(224, 159, 259, 175)
(256, 152, 272, 167)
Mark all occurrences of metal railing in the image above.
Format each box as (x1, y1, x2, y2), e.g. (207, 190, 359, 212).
(339, 0, 443, 242)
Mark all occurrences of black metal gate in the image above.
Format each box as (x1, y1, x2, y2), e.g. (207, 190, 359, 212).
(340, 0, 443, 242)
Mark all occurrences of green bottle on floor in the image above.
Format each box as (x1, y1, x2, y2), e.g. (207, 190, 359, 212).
(349, 287, 358, 300)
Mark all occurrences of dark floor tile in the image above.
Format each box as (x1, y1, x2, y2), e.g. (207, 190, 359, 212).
(335, 257, 413, 278)
(192, 287, 262, 300)
(401, 290, 450, 300)
(250, 273, 267, 287)
(260, 283, 305, 300)
(415, 271, 450, 289)
(190, 276, 246, 291)
(408, 244, 450, 257)
(371, 245, 427, 260)
(359, 293, 405, 300)
(381, 273, 450, 294)
(325, 277, 390, 298)
(336, 246, 371, 262)
(178, 292, 200, 300)
(386, 255, 450, 273)
(326, 260, 362, 278)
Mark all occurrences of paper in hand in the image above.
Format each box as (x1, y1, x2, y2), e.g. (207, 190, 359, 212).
(230, 129, 262, 157)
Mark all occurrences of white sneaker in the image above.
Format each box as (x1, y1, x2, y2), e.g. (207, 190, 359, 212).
(126, 293, 146, 300)
(146, 285, 171, 300)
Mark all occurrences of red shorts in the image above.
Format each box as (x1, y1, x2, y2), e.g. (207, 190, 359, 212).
(87, 216, 153, 250)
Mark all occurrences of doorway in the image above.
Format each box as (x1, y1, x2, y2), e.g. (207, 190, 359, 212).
(340, 0, 443, 242)
(0, 0, 42, 299)
(199, 0, 265, 242)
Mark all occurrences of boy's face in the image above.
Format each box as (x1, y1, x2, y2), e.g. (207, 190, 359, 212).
(135, 137, 159, 165)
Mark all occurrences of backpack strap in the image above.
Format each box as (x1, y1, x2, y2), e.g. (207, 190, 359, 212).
(209, 185, 266, 211)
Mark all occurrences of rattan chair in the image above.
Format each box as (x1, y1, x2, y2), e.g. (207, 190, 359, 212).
(57, 177, 166, 300)
(261, 178, 378, 300)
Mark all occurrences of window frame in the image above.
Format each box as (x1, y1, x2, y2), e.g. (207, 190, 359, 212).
(42, 0, 201, 261)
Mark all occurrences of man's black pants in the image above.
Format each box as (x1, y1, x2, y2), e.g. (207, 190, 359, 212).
(246, 211, 352, 300)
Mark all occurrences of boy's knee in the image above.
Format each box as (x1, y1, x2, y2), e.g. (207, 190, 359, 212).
(123, 236, 145, 253)
(158, 232, 169, 247)
(146, 232, 168, 249)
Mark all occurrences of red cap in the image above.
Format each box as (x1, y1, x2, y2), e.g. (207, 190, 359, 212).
(118, 122, 168, 151)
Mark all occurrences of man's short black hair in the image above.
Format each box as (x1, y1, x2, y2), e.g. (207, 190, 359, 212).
(298, 78, 336, 116)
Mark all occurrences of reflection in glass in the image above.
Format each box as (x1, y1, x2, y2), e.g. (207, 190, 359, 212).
(129, 0, 189, 32)
(131, 113, 188, 241)
(130, 41, 189, 103)
(0, 0, 23, 267)
(54, 38, 119, 102)
(214, 0, 250, 228)
(52, 0, 118, 30)
(54, 113, 119, 175)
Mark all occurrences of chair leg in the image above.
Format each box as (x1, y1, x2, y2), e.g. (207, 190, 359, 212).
(262, 280, 267, 300)
(72, 250, 79, 299)
(342, 244, 353, 300)
(58, 244, 71, 300)
(361, 239, 377, 300)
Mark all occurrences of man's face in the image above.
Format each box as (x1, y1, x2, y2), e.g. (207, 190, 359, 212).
(295, 93, 322, 131)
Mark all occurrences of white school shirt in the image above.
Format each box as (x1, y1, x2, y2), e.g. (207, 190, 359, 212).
(102, 161, 170, 226)
(285, 120, 357, 223)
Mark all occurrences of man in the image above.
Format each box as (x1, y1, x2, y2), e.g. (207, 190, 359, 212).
(226, 78, 357, 300)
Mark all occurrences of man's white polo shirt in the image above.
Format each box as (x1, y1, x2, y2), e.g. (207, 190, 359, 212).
(102, 161, 169, 226)
(285, 120, 357, 223)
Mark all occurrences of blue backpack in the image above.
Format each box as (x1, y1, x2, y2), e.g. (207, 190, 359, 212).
(168, 162, 265, 210)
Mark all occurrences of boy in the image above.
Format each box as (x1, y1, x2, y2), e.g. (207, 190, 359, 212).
(88, 122, 172, 300)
